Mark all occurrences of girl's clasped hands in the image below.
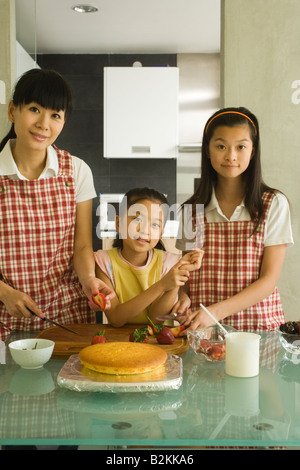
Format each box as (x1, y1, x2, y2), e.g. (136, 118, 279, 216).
(159, 250, 203, 293)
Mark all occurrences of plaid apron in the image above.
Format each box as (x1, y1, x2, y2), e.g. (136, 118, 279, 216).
(0, 146, 94, 340)
(189, 191, 285, 331)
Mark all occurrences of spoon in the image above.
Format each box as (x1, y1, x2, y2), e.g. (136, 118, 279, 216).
(200, 303, 229, 336)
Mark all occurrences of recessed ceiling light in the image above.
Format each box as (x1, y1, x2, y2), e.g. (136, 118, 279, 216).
(72, 4, 98, 13)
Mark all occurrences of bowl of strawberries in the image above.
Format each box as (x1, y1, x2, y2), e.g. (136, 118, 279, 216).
(277, 321, 300, 355)
(187, 324, 236, 362)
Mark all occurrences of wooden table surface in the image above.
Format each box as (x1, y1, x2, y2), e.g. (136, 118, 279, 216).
(36, 323, 190, 357)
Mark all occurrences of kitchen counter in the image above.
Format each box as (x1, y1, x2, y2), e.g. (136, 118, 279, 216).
(0, 329, 300, 448)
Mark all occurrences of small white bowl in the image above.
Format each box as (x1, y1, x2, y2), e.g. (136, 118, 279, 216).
(9, 338, 55, 369)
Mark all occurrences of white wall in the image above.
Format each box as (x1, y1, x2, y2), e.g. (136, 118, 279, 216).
(0, 0, 16, 136)
(222, 0, 300, 321)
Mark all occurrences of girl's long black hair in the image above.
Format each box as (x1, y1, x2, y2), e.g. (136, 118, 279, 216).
(184, 106, 277, 232)
(113, 187, 170, 251)
(0, 68, 73, 151)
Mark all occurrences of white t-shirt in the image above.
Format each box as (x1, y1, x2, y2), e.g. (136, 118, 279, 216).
(0, 140, 97, 203)
(176, 188, 294, 251)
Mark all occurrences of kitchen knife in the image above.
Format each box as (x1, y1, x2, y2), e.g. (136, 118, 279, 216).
(28, 309, 80, 335)
(156, 313, 184, 322)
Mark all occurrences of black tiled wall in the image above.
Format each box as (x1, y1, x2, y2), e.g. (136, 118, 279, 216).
(37, 54, 177, 249)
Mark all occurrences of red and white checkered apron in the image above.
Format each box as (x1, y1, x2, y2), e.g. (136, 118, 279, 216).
(189, 191, 285, 331)
(0, 146, 94, 340)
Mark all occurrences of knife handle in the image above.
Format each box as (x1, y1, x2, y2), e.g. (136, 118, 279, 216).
(27, 308, 45, 320)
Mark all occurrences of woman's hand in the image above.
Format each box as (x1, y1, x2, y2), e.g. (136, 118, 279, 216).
(182, 305, 219, 333)
(0, 283, 44, 319)
(166, 282, 192, 326)
(172, 295, 191, 314)
(81, 276, 115, 311)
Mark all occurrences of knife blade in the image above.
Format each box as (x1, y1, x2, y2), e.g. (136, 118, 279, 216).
(28, 309, 80, 335)
(156, 313, 183, 322)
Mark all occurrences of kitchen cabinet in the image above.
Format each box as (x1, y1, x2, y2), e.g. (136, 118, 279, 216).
(104, 67, 178, 159)
(16, 41, 40, 80)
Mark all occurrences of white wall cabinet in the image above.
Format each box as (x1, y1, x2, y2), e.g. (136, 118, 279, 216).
(104, 67, 178, 159)
(16, 41, 40, 80)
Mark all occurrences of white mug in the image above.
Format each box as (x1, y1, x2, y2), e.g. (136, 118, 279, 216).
(225, 332, 261, 378)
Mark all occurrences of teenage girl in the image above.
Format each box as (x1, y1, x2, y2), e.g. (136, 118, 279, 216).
(175, 107, 293, 332)
(95, 187, 203, 327)
(0, 68, 113, 340)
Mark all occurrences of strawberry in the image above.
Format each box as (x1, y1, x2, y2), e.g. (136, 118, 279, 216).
(208, 345, 225, 361)
(156, 326, 175, 345)
(129, 328, 149, 343)
(169, 325, 186, 338)
(146, 316, 164, 334)
(92, 292, 106, 310)
(197, 341, 225, 361)
(146, 316, 163, 334)
(145, 325, 154, 336)
(146, 316, 175, 344)
(198, 339, 212, 353)
(91, 330, 107, 344)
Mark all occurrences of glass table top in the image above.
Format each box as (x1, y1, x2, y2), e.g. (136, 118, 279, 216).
(1, 330, 300, 447)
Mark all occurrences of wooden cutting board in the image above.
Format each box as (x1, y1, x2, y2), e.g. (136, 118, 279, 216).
(35, 323, 190, 357)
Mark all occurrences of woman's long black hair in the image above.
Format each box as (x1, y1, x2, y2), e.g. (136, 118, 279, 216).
(184, 106, 277, 232)
(0, 68, 73, 151)
(113, 187, 170, 251)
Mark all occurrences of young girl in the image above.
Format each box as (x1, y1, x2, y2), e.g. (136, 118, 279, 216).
(95, 187, 203, 327)
(175, 107, 293, 332)
(0, 68, 113, 340)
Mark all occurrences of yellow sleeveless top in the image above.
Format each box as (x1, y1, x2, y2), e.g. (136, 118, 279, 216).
(108, 248, 163, 324)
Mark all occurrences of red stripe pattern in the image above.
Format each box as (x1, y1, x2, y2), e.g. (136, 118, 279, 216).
(0, 146, 94, 340)
(189, 191, 285, 331)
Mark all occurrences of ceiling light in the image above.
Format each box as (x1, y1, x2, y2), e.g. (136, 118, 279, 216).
(72, 4, 98, 13)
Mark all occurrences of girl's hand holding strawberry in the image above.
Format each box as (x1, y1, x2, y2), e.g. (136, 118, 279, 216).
(84, 277, 115, 311)
(164, 250, 204, 330)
